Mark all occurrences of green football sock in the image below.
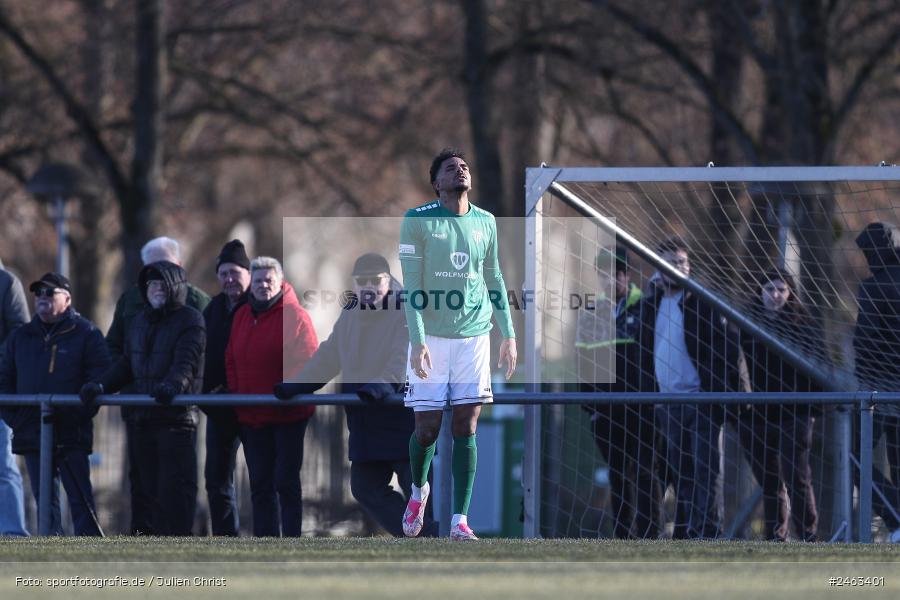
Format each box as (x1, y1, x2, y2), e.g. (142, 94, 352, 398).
(452, 434, 477, 515)
(409, 434, 436, 488)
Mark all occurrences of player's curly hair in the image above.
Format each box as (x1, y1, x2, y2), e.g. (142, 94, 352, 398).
(429, 148, 467, 185)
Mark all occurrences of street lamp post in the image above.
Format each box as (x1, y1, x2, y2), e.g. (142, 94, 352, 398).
(24, 161, 99, 535)
(25, 162, 99, 279)
(53, 194, 68, 275)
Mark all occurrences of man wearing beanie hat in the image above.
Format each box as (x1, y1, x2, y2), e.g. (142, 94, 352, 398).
(216, 239, 251, 272)
(202, 239, 251, 536)
(274, 252, 435, 536)
(853, 222, 900, 543)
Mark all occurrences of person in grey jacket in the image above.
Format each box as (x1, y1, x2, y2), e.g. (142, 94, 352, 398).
(274, 253, 435, 536)
(0, 259, 29, 537)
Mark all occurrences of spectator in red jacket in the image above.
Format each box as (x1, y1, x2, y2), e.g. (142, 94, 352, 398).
(226, 256, 318, 536)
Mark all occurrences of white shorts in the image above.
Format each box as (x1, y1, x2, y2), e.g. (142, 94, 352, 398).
(405, 334, 493, 412)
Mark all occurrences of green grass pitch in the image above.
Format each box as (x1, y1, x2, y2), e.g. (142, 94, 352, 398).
(1, 537, 898, 599)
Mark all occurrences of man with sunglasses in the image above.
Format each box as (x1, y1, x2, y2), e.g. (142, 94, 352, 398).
(0, 273, 109, 535)
(274, 253, 434, 536)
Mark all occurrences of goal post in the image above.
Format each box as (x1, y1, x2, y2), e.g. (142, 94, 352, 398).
(523, 165, 900, 541)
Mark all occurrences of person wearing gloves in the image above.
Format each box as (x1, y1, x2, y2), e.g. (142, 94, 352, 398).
(104, 237, 209, 535)
(275, 253, 436, 537)
(80, 260, 205, 536)
(0, 273, 109, 535)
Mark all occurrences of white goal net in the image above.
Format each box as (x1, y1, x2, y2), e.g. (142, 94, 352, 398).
(525, 166, 900, 542)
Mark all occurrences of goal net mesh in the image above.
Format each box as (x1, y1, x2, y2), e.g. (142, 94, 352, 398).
(534, 173, 900, 541)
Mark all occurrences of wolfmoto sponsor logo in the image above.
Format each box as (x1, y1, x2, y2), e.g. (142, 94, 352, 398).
(433, 271, 478, 279)
(450, 252, 469, 270)
(432, 232, 448, 239)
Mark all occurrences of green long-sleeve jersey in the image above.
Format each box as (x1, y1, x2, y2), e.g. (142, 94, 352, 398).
(398, 200, 515, 346)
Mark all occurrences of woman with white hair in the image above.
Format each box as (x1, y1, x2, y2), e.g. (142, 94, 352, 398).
(225, 257, 318, 536)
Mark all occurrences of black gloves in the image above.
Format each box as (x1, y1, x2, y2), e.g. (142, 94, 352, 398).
(273, 383, 293, 401)
(273, 382, 396, 403)
(152, 382, 180, 405)
(273, 382, 319, 401)
(79, 382, 104, 409)
(356, 382, 394, 404)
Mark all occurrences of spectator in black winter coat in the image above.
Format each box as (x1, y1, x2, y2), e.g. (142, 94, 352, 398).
(275, 253, 435, 536)
(201, 239, 251, 536)
(81, 260, 206, 536)
(739, 268, 819, 542)
(853, 222, 900, 543)
(633, 237, 741, 539)
(104, 237, 210, 535)
(0, 273, 109, 535)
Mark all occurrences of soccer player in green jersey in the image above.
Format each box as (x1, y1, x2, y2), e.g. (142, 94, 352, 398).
(399, 148, 517, 540)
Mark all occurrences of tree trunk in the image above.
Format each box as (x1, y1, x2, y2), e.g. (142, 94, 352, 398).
(704, 1, 747, 271)
(507, 1, 555, 218)
(125, 0, 166, 279)
(765, 0, 832, 320)
(75, 0, 113, 323)
(461, 0, 504, 217)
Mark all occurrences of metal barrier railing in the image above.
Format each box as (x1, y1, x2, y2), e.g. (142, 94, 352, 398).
(1, 391, 897, 540)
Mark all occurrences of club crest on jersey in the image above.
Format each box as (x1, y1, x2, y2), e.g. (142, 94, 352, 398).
(450, 252, 469, 271)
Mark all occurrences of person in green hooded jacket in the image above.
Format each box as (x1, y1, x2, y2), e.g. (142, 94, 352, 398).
(576, 245, 660, 539)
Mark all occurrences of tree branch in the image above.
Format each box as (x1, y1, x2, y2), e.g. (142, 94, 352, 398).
(0, 7, 130, 200)
(833, 26, 900, 136)
(588, 0, 759, 162)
